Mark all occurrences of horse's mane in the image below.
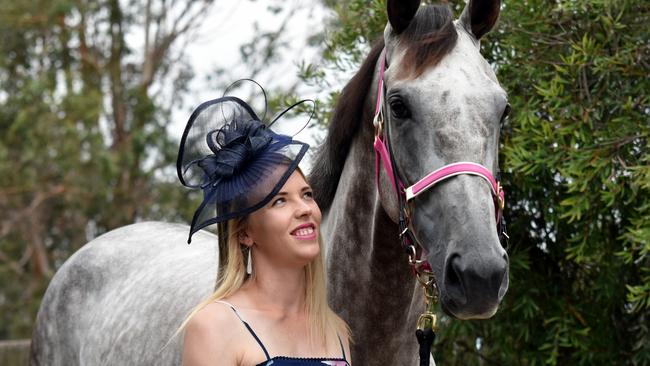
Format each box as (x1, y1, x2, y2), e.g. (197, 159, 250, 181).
(309, 40, 384, 211)
(310, 4, 457, 211)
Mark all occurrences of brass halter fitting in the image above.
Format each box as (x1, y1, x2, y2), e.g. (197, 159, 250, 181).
(373, 113, 384, 137)
(416, 270, 439, 332)
(496, 181, 505, 210)
(407, 244, 426, 267)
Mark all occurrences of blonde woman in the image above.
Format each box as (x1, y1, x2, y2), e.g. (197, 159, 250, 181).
(176, 92, 351, 366)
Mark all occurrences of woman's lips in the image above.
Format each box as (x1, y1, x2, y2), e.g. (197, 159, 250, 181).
(291, 223, 317, 240)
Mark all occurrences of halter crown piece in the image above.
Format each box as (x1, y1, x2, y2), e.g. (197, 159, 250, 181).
(371, 48, 507, 366)
(177, 81, 313, 244)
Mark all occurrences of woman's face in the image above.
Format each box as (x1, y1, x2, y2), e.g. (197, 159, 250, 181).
(243, 170, 322, 268)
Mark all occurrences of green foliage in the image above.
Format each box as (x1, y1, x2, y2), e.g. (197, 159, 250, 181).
(306, 0, 649, 364)
(486, 1, 649, 364)
(0, 0, 207, 338)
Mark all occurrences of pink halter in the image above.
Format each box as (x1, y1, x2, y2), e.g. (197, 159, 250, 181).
(372, 48, 505, 233)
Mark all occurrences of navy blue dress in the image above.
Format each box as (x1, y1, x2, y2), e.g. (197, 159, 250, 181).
(216, 301, 350, 366)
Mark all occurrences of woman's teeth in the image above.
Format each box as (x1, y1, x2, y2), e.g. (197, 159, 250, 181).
(293, 227, 314, 236)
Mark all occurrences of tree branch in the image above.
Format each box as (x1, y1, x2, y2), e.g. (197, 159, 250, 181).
(453, 339, 502, 366)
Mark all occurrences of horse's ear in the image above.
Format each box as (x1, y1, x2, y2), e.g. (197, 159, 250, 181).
(387, 0, 421, 34)
(460, 0, 501, 40)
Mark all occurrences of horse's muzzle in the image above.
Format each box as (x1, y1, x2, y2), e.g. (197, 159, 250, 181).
(441, 251, 509, 319)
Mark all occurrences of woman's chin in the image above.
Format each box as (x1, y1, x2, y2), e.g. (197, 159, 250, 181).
(293, 243, 321, 264)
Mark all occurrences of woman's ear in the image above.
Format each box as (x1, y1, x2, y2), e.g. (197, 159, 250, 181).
(238, 230, 254, 247)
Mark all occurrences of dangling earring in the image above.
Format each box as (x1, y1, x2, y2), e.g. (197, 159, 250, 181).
(246, 248, 253, 275)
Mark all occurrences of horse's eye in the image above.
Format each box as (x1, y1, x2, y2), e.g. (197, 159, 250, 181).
(390, 99, 410, 119)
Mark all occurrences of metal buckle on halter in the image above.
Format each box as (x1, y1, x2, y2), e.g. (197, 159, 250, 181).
(407, 244, 426, 267)
(496, 181, 505, 210)
(373, 113, 384, 137)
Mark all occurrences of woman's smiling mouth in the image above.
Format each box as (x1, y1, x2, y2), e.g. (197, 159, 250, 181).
(290, 223, 317, 240)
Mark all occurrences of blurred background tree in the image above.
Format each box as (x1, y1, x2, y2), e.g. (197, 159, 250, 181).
(0, 0, 215, 338)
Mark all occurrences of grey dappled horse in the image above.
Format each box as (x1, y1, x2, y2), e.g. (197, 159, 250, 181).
(30, 223, 218, 365)
(311, 0, 509, 364)
(31, 1, 509, 365)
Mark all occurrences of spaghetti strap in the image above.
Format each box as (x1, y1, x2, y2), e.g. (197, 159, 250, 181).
(337, 334, 347, 360)
(214, 301, 271, 360)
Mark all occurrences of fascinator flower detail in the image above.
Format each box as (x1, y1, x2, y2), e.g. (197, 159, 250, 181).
(198, 120, 273, 186)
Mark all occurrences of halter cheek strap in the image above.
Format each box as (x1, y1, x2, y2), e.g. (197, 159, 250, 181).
(373, 49, 401, 193)
(374, 135, 403, 193)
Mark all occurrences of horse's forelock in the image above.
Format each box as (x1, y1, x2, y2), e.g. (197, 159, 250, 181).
(398, 4, 458, 78)
(309, 39, 385, 211)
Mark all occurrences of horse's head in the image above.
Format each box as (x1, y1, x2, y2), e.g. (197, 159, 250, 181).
(378, 0, 509, 319)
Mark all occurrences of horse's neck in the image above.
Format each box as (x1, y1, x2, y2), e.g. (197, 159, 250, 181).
(324, 120, 423, 362)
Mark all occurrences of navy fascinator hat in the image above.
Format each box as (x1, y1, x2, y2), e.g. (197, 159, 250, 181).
(177, 82, 312, 244)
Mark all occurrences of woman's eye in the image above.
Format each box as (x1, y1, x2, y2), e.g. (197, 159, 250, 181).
(272, 198, 286, 207)
(303, 191, 314, 199)
(390, 99, 410, 119)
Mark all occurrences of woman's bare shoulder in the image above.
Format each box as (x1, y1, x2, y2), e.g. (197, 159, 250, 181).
(191, 301, 241, 329)
(182, 302, 242, 366)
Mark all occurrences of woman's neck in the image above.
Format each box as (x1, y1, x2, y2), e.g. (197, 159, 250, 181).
(241, 263, 307, 316)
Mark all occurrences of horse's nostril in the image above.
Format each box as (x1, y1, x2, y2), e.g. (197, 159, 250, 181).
(444, 254, 466, 305)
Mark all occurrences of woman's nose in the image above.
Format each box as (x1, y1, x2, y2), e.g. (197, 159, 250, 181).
(295, 200, 313, 218)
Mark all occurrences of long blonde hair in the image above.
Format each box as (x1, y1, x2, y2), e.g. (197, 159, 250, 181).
(177, 207, 350, 349)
